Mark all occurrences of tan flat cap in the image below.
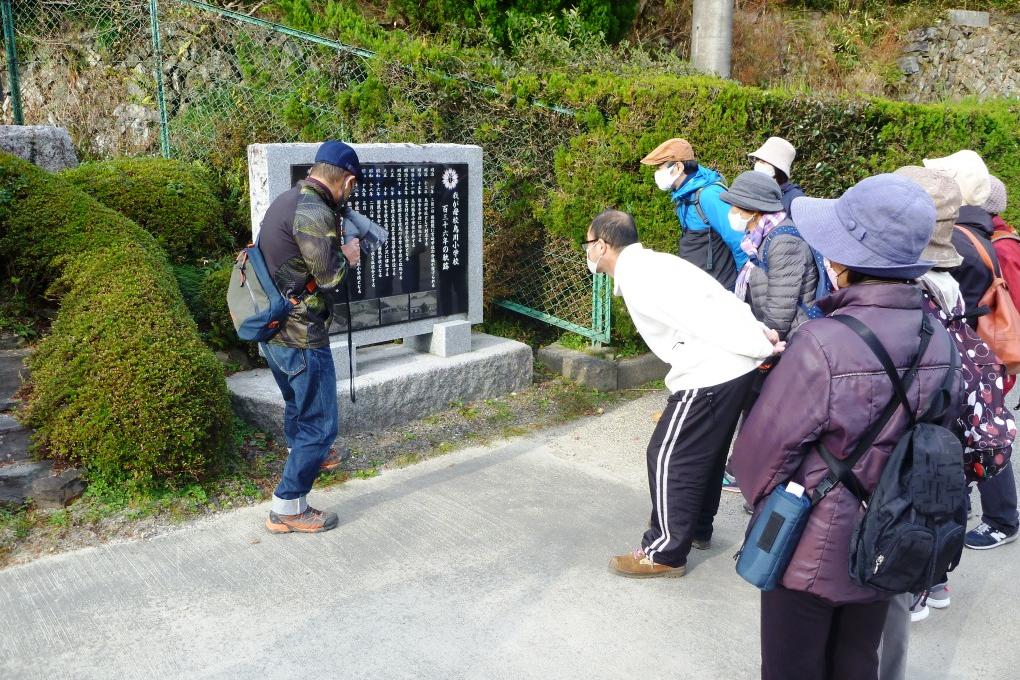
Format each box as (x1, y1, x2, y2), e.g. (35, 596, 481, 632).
(641, 138, 695, 165)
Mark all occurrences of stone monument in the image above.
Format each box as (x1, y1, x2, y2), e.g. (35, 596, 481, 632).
(228, 142, 532, 436)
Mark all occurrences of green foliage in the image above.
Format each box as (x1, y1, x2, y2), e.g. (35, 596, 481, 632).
(173, 264, 210, 325)
(0, 152, 235, 489)
(200, 259, 244, 352)
(171, 258, 245, 352)
(477, 306, 561, 348)
(257, 2, 1020, 351)
(270, 0, 636, 49)
(385, 0, 638, 45)
(0, 275, 40, 341)
(61, 158, 233, 263)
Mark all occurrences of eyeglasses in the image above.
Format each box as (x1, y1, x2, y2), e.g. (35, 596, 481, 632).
(581, 238, 599, 253)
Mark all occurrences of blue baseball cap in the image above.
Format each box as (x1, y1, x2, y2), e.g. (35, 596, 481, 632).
(791, 174, 936, 280)
(314, 140, 361, 180)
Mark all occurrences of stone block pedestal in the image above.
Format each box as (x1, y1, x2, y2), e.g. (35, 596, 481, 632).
(228, 333, 533, 436)
(537, 343, 669, 391)
(404, 320, 472, 358)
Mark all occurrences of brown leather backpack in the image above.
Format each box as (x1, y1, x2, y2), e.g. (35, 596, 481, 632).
(956, 225, 1020, 374)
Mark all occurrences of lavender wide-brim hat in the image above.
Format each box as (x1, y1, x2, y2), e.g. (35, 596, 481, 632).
(790, 174, 937, 280)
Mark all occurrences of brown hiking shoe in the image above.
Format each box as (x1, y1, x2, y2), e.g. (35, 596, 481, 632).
(609, 549, 686, 578)
(319, 448, 344, 472)
(265, 507, 339, 534)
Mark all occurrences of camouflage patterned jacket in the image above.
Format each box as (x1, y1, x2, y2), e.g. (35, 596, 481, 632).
(259, 178, 348, 349)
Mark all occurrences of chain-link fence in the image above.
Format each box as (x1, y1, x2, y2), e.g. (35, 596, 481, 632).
(0, 0, 610, 344)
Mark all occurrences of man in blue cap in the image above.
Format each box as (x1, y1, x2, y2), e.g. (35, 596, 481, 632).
(259, 140, 363, 534)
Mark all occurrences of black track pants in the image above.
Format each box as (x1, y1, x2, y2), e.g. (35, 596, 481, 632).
(640, 370, 756, 567)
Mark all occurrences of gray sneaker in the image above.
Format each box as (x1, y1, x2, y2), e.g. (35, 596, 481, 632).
(927, 583, 950, 610)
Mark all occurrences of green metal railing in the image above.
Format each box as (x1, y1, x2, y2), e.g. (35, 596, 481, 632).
(0, 0, 612, 346)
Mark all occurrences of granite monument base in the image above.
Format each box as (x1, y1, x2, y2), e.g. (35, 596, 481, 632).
(227, 333, 533, 438)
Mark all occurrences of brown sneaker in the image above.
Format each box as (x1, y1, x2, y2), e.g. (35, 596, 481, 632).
(609, 549, 686, 578)
(265, 507, 339, 534)
(319, 448, 351, 472)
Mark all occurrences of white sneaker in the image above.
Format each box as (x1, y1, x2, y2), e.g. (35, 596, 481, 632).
(910, 603, 930, 623)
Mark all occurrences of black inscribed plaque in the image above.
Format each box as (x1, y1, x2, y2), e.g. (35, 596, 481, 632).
(290, 162, 470, 334)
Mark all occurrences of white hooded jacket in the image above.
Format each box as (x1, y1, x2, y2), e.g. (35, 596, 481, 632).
(613, 243, 775, 392)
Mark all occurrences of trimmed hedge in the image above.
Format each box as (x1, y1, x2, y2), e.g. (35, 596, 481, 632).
(0, 152, 235, 488)
(337, 67, 1020, 345)
(200, 262, 242, 352)
(535, 76, 1020, 345)
(61, 157, 233, 263)
(541, 75, 1020, 253)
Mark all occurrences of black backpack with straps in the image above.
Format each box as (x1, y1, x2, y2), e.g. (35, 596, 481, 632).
(676, 182, 737, 290)
(811, 313, 966, 595)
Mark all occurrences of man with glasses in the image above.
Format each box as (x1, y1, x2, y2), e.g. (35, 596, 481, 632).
(583, 209, 784, 578)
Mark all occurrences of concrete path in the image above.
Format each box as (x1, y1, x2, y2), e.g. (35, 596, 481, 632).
(1, 392, 1017, 679)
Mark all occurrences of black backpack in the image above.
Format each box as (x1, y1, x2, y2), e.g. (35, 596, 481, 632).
(811, 313, 966, 595)
(676, 182, 736, 290)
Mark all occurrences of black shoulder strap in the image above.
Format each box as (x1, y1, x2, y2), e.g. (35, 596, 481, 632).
(834, 315, 917, 428)
(691, 186, 710, 227)
(344, 271, 356, 404)
(812, 313, 934, 505)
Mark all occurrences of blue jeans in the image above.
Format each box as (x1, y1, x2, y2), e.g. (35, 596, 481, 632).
(261, 343, 338, 515)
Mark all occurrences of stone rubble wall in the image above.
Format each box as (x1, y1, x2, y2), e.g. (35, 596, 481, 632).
(899, 10, 1020, 103)
(2, 21, 245, 160)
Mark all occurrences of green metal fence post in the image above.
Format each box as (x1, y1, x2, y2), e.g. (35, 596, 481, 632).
(1, 0, 23, 125)
(600, 274, 611, 344)
(149, 0, 170, 157)
(590, 273, 611, 347)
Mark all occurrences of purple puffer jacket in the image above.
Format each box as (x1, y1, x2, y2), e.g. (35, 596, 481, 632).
(731, 283, 964, 605)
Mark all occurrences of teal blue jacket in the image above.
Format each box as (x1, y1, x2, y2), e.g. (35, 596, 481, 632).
(671, 166, 748, 271)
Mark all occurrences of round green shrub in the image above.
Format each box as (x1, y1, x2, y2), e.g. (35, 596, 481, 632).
(0, 152, 235, 488)
(61, 157, 233, 263)
(199, 259, 243, 352)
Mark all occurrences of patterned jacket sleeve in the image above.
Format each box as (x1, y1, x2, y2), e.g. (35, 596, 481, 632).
(293, 202, 348, 295)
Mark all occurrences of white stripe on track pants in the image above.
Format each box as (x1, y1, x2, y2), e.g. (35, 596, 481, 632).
(641, 370, 756, 567)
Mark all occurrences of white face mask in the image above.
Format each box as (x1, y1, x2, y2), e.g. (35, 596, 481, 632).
(586, 242, 603, 275)
(728, 210, 753, 233)
(654, 164, 678, 192)
(753, 161, 776, 178)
